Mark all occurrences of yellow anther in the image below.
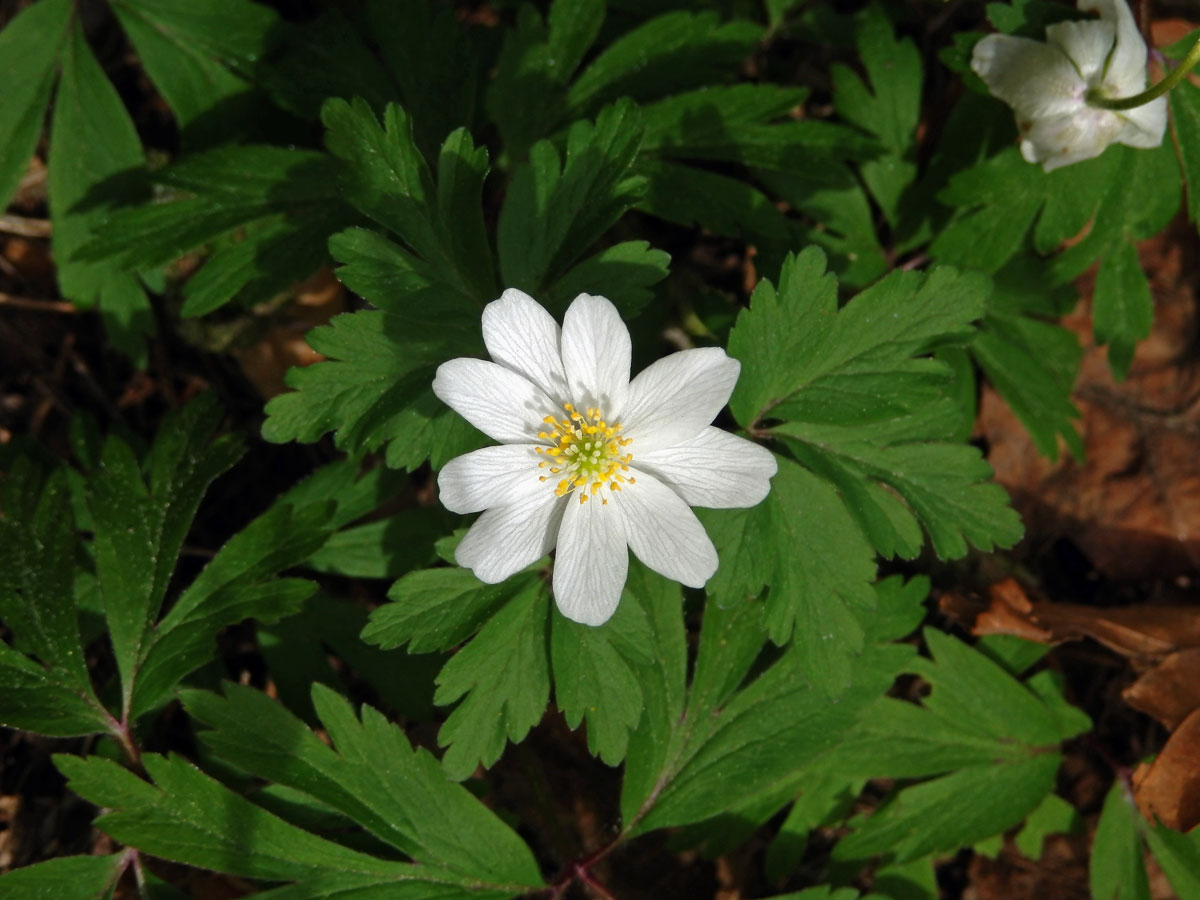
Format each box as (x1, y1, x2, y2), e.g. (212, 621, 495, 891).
(535, 402, 634, 504)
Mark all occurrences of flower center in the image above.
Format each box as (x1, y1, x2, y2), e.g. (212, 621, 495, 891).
(535, 403, 634, 504)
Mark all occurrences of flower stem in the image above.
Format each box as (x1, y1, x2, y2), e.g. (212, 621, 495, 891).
(1089, 35, 1200, 111)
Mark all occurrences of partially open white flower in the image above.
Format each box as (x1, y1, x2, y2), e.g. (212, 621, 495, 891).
(432, 289, 777, 626)
(971, 0, 1166, 171)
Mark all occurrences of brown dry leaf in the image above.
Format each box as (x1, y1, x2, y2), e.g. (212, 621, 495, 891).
(1124, 648, 1200, 730)
(969, 578, 1200, 664)
(980, 225, 1200, 580)
(1132, 707, 1200, 832)
(965, 834, 1090, 900)
(233, 267, 346, 398)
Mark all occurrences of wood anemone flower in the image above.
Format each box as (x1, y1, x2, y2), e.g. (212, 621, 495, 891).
(971, 0, 1167, 171)
(432, 289, 777, 626)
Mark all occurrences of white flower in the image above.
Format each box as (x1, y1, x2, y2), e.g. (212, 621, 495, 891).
(432, 289, 777, 626)
(971, 0, 1167, 171)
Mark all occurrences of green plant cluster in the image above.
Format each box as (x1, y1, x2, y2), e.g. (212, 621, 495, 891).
(2, 0, 1199, 898)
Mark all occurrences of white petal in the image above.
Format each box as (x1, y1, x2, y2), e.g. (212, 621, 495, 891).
(633, 427, 778, 509)
(1045, 20, 1115, 82)
(1080, 0, 1146, 91)
(621, 348, 740, 453)
(971, 34, 1085, 120)
(560, 294, 631, 414)
(552, 495, 628, 626)
(481, 289, 570, 404)
(1020, 107, 1122, 170)
(433, 358, 556, 444)
(438, 444, 544, 514)
(456, 489, 566, 584)
(1115, 97, 1168, 149)
(614, 470, 718, 589)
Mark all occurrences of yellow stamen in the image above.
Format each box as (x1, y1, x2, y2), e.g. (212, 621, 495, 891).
(534, 402, 634, 505)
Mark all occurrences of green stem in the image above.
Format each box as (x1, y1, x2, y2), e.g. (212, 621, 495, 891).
(1089, 35, 1200, 111)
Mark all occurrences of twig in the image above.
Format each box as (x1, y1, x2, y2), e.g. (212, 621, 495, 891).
(0, 292, 78, 314)
(0, 214, 51, 238)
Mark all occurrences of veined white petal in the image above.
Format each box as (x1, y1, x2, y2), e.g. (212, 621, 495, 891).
(456, 490, 566, 584)
(433, 358, 557, 444)
(1045, 20, 1115, 82)
(438, 444, 544, 514)
(621, 348, 740, 453)
(1116, 97, 1168, 148)
(1020, 107, 1122, 170)
(633, 427, 778, 509)
(482, 289, 570, 404)
(971, 34, 1085, 120)
(560, 294, 631, 414)
(552, 495, 627, 626)
(615, 470, 717, 588)
(1081, 0, 1146, 91)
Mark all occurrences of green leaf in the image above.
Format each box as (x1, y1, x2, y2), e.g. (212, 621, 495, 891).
(181, 210, 340, 317)
(618, 563, 688, 824)
(322, 99, 494, 302)
(986, 0, 1079, 35)
(831, 4, 921, 223)
(754, 165, 888, 288)
(363, 0, 488, 161)
(88, 394, 244, 718)
(110, 0, 276, 147)
(182, 684, 543, 891)
(497, 100, 646, 294)
(566, 12, 761, 117)
(276, 460, 411, 531)
(433, 583, 552, 779)
(728, 248, 1021, 563)
(972, 302, 1083, 460)
(0, 854, 125, 900)
(0, 0, 72, 211)
(306, 507, 452, 579)
(1092, 239, 1152, 380)
(49, 22, 152, 363)
(828, 629, 1089, 779)
(1145, 823, 1200, 900)
(622, 586, 914, 835)
(0, 642, 111, 737)
(729, 248, 979, 427)
(365, 570, 539, 655)
(1015, 793, 1080, 860)
(829, 630, 1088, 863)
(934, 141, 1180, 380)
(550, 590, 654, 764)
(764, 774, 863, 880)
(56, 752, 511, 894)
(1090, 782, 1151, 900)
(0, 459, 92, 692)
(261, 594, 440, 723)
(641, 84, 875, 172)
(931, 146, 1116, 274)
(700, 457, 876, 695)
(79, 145, 348, 317)
(128, 497, 334, 719)
(637, 160, 798, 274)
(835, 754, 1061, 863)
(329, 228, 480, 329)
(0, 456, 108, 732)
(641, 84, 809, 156)
(252, 9, 395, 122)
(1169, 77, 1200, 225)
(261, 309, 481, 470)
(543, 241, 670, 318)
(486, 0, 604, 157)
